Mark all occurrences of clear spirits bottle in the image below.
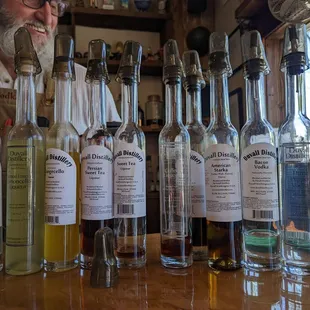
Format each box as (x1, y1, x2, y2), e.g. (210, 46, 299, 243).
(240, 30, 280, 271)
(80, 40, 114, 269)
(159, 40, 192, 268)
(205, 32, 242, 271)
(278, 24, 310, 276)
(44, 34, 80, 272)
(5, 27, 45, 275)
(183, 50, 208, 261)
(114, 41, 146, 268)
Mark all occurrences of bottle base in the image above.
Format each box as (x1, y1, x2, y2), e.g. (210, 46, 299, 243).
(44, 257, 79, 272)
(80, 254, 93, 270)
(116, 256, 146, 269)
(161, 254, 192, 269)
(208, 258, 242, 271)
(5, 263, 42, 276)
(282, 261, 310, 276)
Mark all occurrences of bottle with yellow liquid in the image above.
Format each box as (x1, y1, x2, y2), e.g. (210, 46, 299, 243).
(44, 34, 80, 272)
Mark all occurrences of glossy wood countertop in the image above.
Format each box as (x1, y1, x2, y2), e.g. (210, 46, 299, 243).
(0, 234, 309, 310)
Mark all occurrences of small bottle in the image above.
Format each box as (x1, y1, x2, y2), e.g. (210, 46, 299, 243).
(5, 27, 45, 275)
(159, 39, 192, 268)
(240, 30, 280, 271)
(278, 24, 310, 276)
(44, 34, 80, 272)
(80, 40, 114, 269)
(205, 32, 242, 271)
(114, 41, 146, 269)
(183, 50, 208, 261)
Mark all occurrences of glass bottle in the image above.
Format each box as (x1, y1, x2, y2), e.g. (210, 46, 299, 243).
(5, 27, 45, 275)
(278, 24, 310, 276)
(240, 30, 280, 271)
(183, 50, 208, 261)
(44, 34, 80, 272)
(80, 40, 114, 269)
(205, 32, 242, 271)
(114, 41, 146, 268)
(159, 39, 192, 268)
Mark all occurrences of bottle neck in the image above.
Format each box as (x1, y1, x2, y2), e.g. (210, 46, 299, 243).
(165, 80, 182, 124)
(121, 81, 138, 124)
(90, 80, 107, 128)
(16, 72, 37, 124)
(186, 86, 202, 125)
(54, 76, 72, 123)
(246, 73, 267, 122)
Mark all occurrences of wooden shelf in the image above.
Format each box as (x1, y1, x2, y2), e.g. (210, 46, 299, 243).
(59, 7, 172, 32)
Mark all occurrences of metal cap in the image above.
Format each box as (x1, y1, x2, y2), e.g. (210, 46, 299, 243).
(182, 50, 206, 89)
(52, 34, 76, 80)
(90, 227, 119, 288)
(241, 30, 270, 78)
(163, 39, 185, 83)
(85, 39, 110, 84)
(14, 27, 41, 75)
(281, 23, 309, 72)
(207, 32, 232, 77)
(115, 41, 142, 84)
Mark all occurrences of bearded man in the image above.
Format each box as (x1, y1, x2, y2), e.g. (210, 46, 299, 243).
(0, 0, 121, 134)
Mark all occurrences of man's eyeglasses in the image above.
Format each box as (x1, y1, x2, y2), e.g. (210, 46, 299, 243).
(22, 0, 69, 17)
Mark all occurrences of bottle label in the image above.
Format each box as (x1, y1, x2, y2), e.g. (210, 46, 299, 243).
(190, 150, 206, 218)
(284, 144, 310, 162)
(241, 143, 279, 222)
(6, 146, 35, 246)
(114, 141, 146, 218)
(45, 148, 77, 225)
(81, 145, 113, 220)
(205, 144, 242, 222)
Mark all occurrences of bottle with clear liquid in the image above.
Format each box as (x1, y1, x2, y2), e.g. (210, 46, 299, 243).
(80, 40, 114, 269)
(159, 39, 192, 268)
(183, 50, 208, 261)
(278, 24, 310, 276)
(205, 32, 242, 271)
(240, 30, 280, 271)
(114, 41, 146, 268)
(5, 27, 45, 275)
(44, 34, 80, 272)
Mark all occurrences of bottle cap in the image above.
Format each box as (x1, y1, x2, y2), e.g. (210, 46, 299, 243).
(52, 34, 76, 80)
(241, 30, 270, 78)
(85, 39, 110, 84)
(90, 227, 119, 288)
(116, 41, 142, 84)
(281, 23, 309, 72)
(14, 27, 41, 75)
(207, 32, 232, 77)
(163, 39, 185, 83)
(182, 50, 206, 89)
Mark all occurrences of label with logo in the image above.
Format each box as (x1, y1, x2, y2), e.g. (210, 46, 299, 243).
(205, 144, 242, 222)
(45, 148, 77, 225)
(114, 141, 146, 218)
(81, 145, 113, 220)
(284, 143, 310, 163)
(241, 143, 279, 222)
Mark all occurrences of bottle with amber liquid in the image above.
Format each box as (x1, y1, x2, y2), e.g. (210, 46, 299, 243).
(44, 34, 80, 272)
(205, 32, 242, 270)
(80, 40, 114, 269)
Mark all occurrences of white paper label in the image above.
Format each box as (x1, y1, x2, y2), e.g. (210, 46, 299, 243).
(190, 151, 206, 218)
(241, 143, 279, 222)
(205, 144, 242, 222)
(114, 141, 146, 218)
(81, 145, 113, 221)
(45, 148, 77, 225)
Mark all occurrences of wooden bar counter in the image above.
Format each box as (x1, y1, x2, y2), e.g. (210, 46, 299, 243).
(0, 234, 310, 309)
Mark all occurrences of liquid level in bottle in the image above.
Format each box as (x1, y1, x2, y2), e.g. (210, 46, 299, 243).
(44, 152, 80, 272)
(192, 217, 207, 261)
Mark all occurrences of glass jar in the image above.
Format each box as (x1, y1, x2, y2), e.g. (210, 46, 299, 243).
(145, 95, 164, 126)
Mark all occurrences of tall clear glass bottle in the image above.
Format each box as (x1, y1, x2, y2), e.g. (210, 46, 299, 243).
(240, 30, 280, 271)
(278, 24, 310, 276)
(205, 32, 242, 271)
(183, 50, 208, 261)
(159, 40, 192, 268)
(114, 41, 146, 268)
(5, 27, 45, 275)
(80, 40, 114, 269)
(44, 34, 80, 272)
